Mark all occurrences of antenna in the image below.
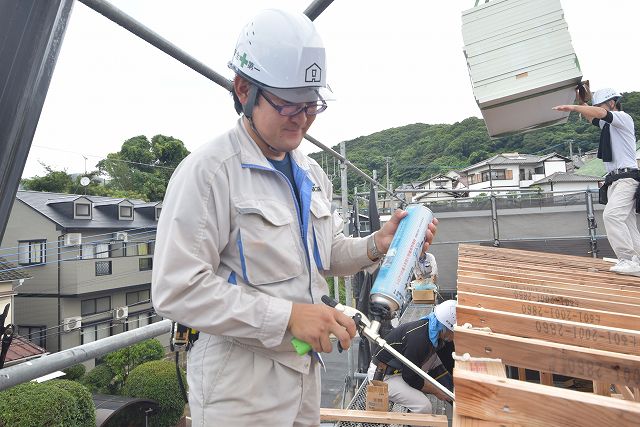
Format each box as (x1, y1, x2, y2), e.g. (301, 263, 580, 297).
(80, 177, 90, 187)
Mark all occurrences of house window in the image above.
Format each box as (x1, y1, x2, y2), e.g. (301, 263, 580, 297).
(81, 296, 111, 316)
(81, 243, 95, 259)
(18, 325, 46, 348)
(126, 289, 151, 306)
(119, 205, 133, 220)
(95, 243, 109, 258)
(95, 260, 112, 276)
(81, 322, 112, 344)
(137, 242, 148, 256)
(481, 169, 506, 182)
(75, 203, 91, 218)
(18, 240, 46, 265)
(126, 312, 155, 331)
(534, 166, 544, 174)
(139, 258, 153, 271)
(155, 207, 161, 220)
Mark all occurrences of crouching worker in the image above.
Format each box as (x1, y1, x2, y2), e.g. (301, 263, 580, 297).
(367, 300, 456, 414)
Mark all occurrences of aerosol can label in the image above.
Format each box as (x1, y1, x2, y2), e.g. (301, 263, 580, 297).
(370, 205, 434, 311)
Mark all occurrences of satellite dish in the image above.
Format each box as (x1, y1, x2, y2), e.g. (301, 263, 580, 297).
(80, 177, 91, 187)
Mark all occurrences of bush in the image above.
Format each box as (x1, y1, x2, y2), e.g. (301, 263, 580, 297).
(0, 382, 77, 426)
(122, 360, 186, 427)
(104, 338, 165, 391)
(82, 363, 116, 394)
(62, 363, 86, 381)
(49, 380, 96, 427)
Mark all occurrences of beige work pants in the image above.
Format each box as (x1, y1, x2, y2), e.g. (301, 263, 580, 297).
(187, 333, 321, 427)
(604, 178, 640, 260)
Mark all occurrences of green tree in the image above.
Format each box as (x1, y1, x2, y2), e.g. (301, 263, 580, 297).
(21, 163, 74, 193)
(98, 134, 189, 201)
(104, 338, 165, 392)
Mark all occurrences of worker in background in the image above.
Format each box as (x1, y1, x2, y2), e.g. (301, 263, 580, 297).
(368, 299, 456, 414)
(414, 252, 438, 284)
(151, 9, 437, 426)
(554, 89, 640, 276)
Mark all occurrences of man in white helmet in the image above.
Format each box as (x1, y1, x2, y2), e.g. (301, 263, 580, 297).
(367, 299, 456, 414)
(554, 89, 640, 276)
(152, 9, 437, 426)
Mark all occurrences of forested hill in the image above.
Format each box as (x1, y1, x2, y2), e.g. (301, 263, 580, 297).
(309, 91, 640, 188)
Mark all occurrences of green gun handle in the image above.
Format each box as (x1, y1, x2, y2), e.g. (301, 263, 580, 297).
(291, 337, 312, 356)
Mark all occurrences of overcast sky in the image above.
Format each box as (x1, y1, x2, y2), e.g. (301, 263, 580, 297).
(24, 0, 639, 178)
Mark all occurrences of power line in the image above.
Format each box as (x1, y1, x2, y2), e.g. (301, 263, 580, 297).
(10, 299, 156, 351)
(0, 225, 156, 254)
(30, 144, 177, 171)
(0, 232, 156, 269)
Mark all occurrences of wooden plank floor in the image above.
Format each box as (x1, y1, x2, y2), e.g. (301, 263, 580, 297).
(454, 244, 640, 427)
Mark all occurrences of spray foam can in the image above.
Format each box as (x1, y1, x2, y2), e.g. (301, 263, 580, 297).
(370, 204, 434, 313)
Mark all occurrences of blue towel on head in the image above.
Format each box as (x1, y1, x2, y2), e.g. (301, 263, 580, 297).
(420, 312, 444, 347)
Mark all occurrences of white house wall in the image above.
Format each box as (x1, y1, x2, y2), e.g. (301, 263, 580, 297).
(543, 160, 567, 175)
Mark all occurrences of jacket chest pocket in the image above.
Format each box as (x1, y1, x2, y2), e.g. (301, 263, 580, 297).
(310, 195, 333, 270)
(235, 199, 304, 285)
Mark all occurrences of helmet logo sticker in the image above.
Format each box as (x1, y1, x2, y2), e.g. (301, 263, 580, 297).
(234, 50, 260, 72)
(305, 63, 321, 83)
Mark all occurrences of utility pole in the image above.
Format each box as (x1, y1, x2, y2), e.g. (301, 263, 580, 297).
(567, 139, 574, 159)
(385, 157, 391, 194)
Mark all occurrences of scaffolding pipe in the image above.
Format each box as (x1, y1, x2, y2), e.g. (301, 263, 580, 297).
(585, 189, 599, 258)
(0, 319, 172, 391)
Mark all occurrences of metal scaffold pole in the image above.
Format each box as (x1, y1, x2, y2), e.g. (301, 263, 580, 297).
(0, 319, 172, 391)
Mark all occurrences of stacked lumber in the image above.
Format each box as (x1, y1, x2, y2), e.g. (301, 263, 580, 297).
(461, 0, 582, 137)
(454, 244, 640, 426)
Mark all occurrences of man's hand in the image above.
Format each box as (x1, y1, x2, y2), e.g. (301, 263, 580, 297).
(288, 303, 357, 353)
(374, 209, 438, 255)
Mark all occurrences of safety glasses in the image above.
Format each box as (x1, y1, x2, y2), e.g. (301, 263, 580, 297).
(260, 91, 327, 116)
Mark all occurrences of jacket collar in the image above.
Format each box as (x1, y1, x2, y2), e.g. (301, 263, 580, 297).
(235, 117, 311, 172)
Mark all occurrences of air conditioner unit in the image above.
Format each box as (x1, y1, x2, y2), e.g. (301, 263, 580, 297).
(64, 233, 82, 246)
(114, 232, 128, 242)
(113, 306, 128, 321)
(63, 316, 82, 332)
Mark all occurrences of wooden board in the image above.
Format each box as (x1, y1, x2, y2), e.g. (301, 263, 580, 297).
(454, 244, 640, 425)
(457, 281, 640, 316)
(319, 408, 448, 426)
(457, 305, 640, 356)
(455, 327, 640, 388)
(454, 369, 640, 426)
(457, 291, 640, 330)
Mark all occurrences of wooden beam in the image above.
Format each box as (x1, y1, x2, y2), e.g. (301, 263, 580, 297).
(453, 407, 522, 427)
(458, 305, 640, 356)
(319, 408, 448, 426)
(540, 372, 553, 386)
(593, 381, 611, 397)
(457, 291, 640, 331)
(614, 384, 636, 401)
(457, 274, 640, 305)
(457, 281, 640, 316)
(454, 369, 640, 426)
(458, 262, 640, 294)
(454, 327, 640, 389)
(457, 244, 621, 273)
(457, 359, 506, 378)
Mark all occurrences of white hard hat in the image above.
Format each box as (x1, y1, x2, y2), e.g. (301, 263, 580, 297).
(229, 9, 333, 103)
(434, 299, 457, 331)
(592, 88, 621, 106)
